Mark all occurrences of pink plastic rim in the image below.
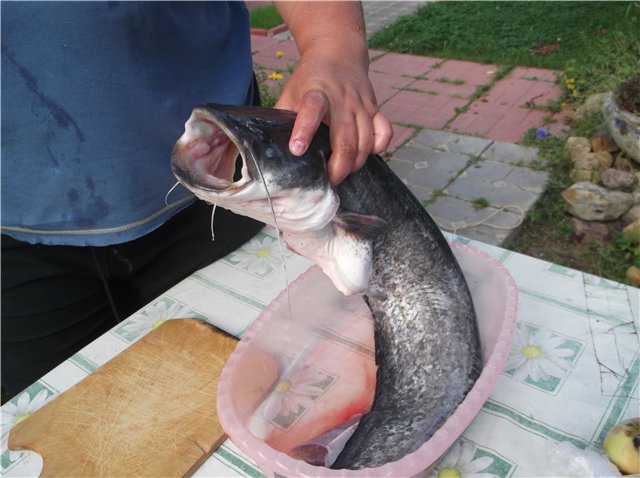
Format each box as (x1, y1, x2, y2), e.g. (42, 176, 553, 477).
(217, 242, 519, 477)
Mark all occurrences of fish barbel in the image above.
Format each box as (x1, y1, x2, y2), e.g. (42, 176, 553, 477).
(171, 104, 482, 470)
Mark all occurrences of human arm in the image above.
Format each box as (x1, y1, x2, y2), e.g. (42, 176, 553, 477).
(273, 1, 393, 186)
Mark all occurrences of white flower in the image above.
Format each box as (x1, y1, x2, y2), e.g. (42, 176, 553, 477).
(261, 363, 328, 423)
(1, 389, 50, 462)
(505, 326, 574, 382)
(121, 301, 193, 338)
(229, 236, 283, 275)
(1, 389, 48, 429)
(430, 440, 499, 478)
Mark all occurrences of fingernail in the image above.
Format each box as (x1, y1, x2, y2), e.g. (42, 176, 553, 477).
(290, 139, 306, 156)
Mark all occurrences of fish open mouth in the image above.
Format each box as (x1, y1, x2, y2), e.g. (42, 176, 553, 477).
(171, 108, 253, 193)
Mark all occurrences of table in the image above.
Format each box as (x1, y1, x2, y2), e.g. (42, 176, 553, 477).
(2, 228, 638, 477)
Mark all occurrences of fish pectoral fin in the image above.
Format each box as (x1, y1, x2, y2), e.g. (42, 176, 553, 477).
(333, 211, 387, 240)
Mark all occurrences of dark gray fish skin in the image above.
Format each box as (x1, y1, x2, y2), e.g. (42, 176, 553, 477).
(331, 154, 483, 469)
(171, 105, 482, 471)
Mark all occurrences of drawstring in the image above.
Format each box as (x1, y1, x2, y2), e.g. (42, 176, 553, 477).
(91, 248, 121, 325)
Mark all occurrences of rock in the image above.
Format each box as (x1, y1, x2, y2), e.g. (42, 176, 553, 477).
(600, 168, 638, 190)
(575, 93, 607, 122)
(570, 217, 610, 240)
(622, 204, 640, 225)
(571, 168, 597, 182)
(622, 219, 640, 243)
(602, 92, 640, 163)
(595, 151, 614, 170)
(570, 150, 612, 183)
(626, 265, 640, 285)
(562, 182, 634, 221)
(573, 151, 599, 170)
(614, 154, 636, 173)
(566, 136, 591, 158)
(633, 187, 640, 204)
(590, 128, 619, 153)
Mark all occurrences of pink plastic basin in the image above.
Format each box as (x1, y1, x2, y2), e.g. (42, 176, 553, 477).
(217, 242, 518, 477)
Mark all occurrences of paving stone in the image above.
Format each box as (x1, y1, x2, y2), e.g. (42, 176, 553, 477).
(484, 77, 537, 105)
(405, 182, 435, 205)
(381, 91, 467, 129)
(407, 167, 457, 191)
(409, 129, 491, 156)
(369, 70, 415, 103)
(504, 167, 548, 193)
(433, 60, 499, 86)
(445, 174, 496, 201)
(426, 195, 524, 246)
(393, 147, 470, 175)
(387, 124, 416, 152)
(486, 108, 548, 144)
(363, 1, 427, 38)
(511, 66, 558, 83)
(519, 81, 563, 109)
(387, 157, 418, 179)
(489, 183, 539, 209)
(466, 159, 513, 182)
(447, 110, 499, 137)
(411, 78, 477, 98)
(480, 141, 539, 166)
(370, 52, 439, 77)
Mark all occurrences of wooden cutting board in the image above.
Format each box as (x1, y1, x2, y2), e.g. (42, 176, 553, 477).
(9, 318, 238, 477)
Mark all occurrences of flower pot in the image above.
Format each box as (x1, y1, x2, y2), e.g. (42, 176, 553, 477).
(602, 92, 640, 163)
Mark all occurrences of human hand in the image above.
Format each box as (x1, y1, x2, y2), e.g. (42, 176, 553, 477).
(273, 2, 393, 186)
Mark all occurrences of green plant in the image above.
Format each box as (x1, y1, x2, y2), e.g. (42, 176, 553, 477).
(472, 197, 491, 209)
(249, 5, 283, 30)
(370, 2, 640, 71)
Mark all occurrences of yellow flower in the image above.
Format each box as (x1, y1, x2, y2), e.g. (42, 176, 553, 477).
(276, 51, 284, 58)
(267, 72, 284, 81)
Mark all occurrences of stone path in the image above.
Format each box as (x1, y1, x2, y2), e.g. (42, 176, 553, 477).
(249, 2, 573, 246)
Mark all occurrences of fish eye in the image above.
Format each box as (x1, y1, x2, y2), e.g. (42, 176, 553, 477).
(266, 147, 275, 158)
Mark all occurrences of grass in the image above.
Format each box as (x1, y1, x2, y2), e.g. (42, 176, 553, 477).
(370, 1, 640, 284)
(370, 2, 639, 71)
(249, 5, 283, 30)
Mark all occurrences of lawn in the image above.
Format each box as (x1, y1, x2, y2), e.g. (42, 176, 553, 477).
(370, 2, 638, 68)
(370, 1, 640, 284)
(249, 5, 283, 30)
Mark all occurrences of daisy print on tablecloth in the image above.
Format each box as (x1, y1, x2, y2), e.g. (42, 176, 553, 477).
(116, 298, 195, 342)
(2, 388, 52, 466)
(258, 358, 336, 429)
(429, 439, 509, 478)
(504, 323, 581, 393)
(226, 233, 289, 277)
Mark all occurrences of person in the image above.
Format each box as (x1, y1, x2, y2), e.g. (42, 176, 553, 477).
(1, 1, 392, 397)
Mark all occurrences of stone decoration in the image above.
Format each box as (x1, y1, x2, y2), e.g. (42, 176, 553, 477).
(561, 182, 634, 221)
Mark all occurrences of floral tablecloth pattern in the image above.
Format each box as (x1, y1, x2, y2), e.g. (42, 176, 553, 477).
(2, 228, 638, 477)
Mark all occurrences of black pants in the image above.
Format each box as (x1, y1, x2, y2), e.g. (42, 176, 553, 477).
(1, 201, 262, 397)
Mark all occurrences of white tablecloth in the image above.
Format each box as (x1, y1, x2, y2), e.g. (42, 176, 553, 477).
(2, 228, 638, 477)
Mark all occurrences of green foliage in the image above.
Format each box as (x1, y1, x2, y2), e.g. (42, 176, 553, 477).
(370, 1, 640, 71)
(472, 197, 491, 209)
(249, 5, 284, 30)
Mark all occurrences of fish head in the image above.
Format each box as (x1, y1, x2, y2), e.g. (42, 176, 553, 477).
(171, 104, 339, 231)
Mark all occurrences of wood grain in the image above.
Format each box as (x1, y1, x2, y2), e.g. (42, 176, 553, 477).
(9, 318, 238, 477)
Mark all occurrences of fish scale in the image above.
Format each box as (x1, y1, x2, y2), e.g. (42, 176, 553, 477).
(331, 156, 482, 468)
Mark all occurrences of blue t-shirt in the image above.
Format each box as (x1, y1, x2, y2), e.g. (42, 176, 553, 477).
(1, 1, 254, 246)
